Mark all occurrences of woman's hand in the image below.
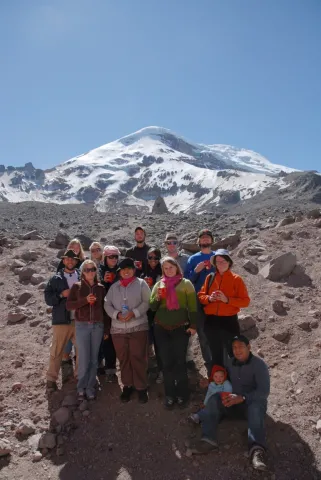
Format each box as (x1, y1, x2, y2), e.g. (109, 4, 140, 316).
(103, 334, 109, 340)
(186, 328, 196, 336)
(214, 290, 228, 303)
(117, 311, 135, 322)
(86, 294, 96, 304)
(194, 261, 206, 273)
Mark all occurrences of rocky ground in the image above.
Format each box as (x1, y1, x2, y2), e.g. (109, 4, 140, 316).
(0, 201, 321, 480)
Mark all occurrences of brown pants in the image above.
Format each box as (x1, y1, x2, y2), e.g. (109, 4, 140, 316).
(47, 324, 77, 382)
(113, 331, 148, 390)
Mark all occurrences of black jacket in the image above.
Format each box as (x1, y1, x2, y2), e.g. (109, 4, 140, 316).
(99, 263, 119, 293)
(44, 269, 80, 325)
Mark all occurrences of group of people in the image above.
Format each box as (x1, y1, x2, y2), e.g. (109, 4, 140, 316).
(44, 227, 270, 472)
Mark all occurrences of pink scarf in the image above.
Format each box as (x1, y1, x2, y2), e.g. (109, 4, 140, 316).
(162, 274, 182, 310)
(120, 276, 136, 287)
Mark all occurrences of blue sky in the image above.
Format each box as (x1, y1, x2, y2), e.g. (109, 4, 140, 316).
(0, 0, 320, 171)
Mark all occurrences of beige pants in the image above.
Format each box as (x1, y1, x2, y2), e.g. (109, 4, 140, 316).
(47, 324, 77, 382)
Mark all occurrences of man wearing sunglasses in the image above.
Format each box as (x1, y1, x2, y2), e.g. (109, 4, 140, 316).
(44, 249, 80, 392)
(125, 226, 150, 276)
(164, 233, 189, 273)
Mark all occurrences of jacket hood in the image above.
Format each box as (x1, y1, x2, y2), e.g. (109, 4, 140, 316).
(209, 364, 228, 383)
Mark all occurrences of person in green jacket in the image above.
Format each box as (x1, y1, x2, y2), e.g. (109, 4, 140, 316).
(150, 256, 197, 409)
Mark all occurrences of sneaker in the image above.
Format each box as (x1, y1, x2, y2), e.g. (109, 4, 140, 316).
(156, 371, 164, 384)
(188, 413, 200, 425)
(189, 438, 218, 455)
(61, 359, 74, 384)
(138, 389, 148, 404)
(251, 448, 268, 471)
(46, 380, 57, 392)
(164, 396, 175, 409)
(106, 373, 118, 383)
(120, 386, 134, 403)
(177, 397, 189, 409)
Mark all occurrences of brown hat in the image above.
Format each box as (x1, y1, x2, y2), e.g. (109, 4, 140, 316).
(198, 229, 213, 241)
(61, 249, 79, 260)
(165, 232, 178, 241)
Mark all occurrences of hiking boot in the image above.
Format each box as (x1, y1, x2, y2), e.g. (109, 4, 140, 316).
(120, 386, 134, 403)
(164, 396, 175, 410)
(46, 380, 57, 392)
(189, 439, 218, 455)
(138, 389, 148, 404)
(61, 359, 74, 384)
(105, 373, 118, 383)
(155, 371, 164, 384)
(188, 413, 200, 425)
(177, 397, 189, 409)
(251, 448, 268, 471)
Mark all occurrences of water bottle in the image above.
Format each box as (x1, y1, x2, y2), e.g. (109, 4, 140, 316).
(121, 302, 129, 317)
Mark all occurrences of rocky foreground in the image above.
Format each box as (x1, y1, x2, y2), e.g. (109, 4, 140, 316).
(0, 202, 321, 479)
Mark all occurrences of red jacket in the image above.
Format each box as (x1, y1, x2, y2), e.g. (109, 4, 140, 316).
(198, 270, 250, 316)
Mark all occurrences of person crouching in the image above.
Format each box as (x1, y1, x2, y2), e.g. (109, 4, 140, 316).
(66, 260, 108, 401)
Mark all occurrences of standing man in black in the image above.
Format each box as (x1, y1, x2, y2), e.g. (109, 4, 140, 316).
(125, 226, 150, 277)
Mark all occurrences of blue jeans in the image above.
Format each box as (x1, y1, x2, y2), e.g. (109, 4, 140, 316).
(76, 322, 104, 396)
(198, 393, 267, 451)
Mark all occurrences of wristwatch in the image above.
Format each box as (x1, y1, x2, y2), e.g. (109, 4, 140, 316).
(242, 395, 246, 402)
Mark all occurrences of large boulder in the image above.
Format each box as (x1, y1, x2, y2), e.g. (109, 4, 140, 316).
(276, 216, 295, 227)
(242, 260, 258, 275)
(30, 274, 46, 285)
(18, 291, 33, 305)
(152, 196, 169, 214)
(21, 250, 38, 262)
(48, 231, 70, 249)
(307, 208, 321, 219)
(22, 230, 43, 240)
(259, 252, 297, 281)
(52, 407, 70, 425)
(74, 234, 93, 250)
(212, 232, 241, 250)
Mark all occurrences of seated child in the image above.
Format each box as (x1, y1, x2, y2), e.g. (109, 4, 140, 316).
(189, 365, 232, 424)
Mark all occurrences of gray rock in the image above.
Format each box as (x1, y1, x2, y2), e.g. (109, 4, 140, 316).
(276, 216, 295, 227)
(260, 252, 296, 281)
(21, 250, 38, 262)
(0, 439, 12, 457)
(16, 419, 35, 437)
(52, 407, 70, 425)
(238, 315, 256, 332)
(246, 217, 259, 228)
(212, 232, 241, 250)
(79, 400, 89, 412)
(27, 433, 42, 451)
(272, 300, 288, 315)
(39, 432, 56, 449)
(257, 254, 271, 262)
(30, 274, 46, 285)
(38, 282, 47, 290)
(73, 234, 92, 250)
(298, 321, 311, 331)
(278, 230, 293, 240)
(242, 260, 258, 275)
(32, 451, 43, 462)
(10, 259, 26, 271)
(7, 311, 27, 324)
(18, 266, 37, 282)
(307, 208, 321, 219)
(17, 291, 33, 305)
(272, 329, 290, 343)
(62, 394, 78, 407)
(22, 230, 43, 240)
(6, 293, 14, 301)
(316, 420, 321, 433)
(152, 196, 169, 214)
(54, 231, 70, 247)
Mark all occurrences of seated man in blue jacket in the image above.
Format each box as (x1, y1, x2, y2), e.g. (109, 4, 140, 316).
(189, 335, 270, 472)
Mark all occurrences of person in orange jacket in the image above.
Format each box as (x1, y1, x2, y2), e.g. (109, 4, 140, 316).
(198, 249, 250, 368)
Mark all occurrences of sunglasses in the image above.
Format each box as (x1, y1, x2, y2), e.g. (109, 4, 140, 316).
(165, 241, 178, 245)
(91, 248, 101, 253)
(84, 267, 97, 273)
(107, 255, 119, 259)
(148, 255, 160, 260)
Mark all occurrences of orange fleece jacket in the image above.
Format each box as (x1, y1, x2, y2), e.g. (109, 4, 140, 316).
(198, 270, 250, 316)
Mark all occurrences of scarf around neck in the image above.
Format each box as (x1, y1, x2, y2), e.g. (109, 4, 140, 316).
(120, 276, 136, 288)
(162, 274, 182, 310)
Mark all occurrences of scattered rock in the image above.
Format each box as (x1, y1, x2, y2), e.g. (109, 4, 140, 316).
(17, 291, 33, 305)
(21, 250, 38, 262)
(260, 252, 296, 281)
(298, 321, 311, 331)
(6, 293, 14, 301)
(307, 208, 321, 219)
(10, 259, 26, 271)
(257, 254, 270, 262)
(11, 382, 23, 391)
(276, 216, 295, 227)
(16, 419, 35, 437)
(79, 400, 89, 412)
(242, 260, 258, 275)
(62, 394, 78, 407)
(278, 230, 293, 240)
(272, 330, 290, 343)
(316, 420, 321, 434)
(22, 230, 43, 240)
(272, 300, 289, 315)
(308, 310, 321, 319)
(32, 451, 43, 462)
(82, 410, 90, 417)
(7, 311, 27, 324)
(30, 273, 46, 285)
(39, 433, 56, 449)
(0, 439, 12, 457)
(52, 407, 70, 425)
(18, 266, 37, 282)
(238, 315, 256, 332)
(27, 433, 42, 451)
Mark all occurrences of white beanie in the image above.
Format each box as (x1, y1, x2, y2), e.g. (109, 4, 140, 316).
(103, 245, 121, 257)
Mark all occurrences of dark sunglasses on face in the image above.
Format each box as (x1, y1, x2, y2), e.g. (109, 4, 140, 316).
(148, 255, 160, 260)
(107, 255, 119, 259)
(166, 241, 177, 245)
(84, 267, 97, 273)
(91, 248, 101, 253)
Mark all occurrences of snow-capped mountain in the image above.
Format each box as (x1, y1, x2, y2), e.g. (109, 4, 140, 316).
(0, 127, 303, 213)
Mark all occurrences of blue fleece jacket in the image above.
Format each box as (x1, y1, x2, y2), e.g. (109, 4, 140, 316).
(226, 354, 270, 405)
(184, 251, 216, 293)
(204, 380, 233, 405)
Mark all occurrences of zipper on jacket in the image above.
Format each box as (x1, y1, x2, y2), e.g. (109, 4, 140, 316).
(216, 274, 224, 316)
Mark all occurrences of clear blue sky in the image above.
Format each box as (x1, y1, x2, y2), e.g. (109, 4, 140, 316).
(1, 0, 320, 171)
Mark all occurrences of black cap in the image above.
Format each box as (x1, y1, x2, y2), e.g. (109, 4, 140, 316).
(231, 335, 250, 346)
(61, 249, 79, 260)
(135, 226, 146, 234)
(117, 257, 136, 271)
(198, 229, 213, 240)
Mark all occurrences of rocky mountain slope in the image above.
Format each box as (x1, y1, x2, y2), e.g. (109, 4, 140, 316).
(0, 201, 321, 479)
(2, 127, 320, 213)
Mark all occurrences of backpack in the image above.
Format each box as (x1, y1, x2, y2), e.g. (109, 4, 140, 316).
(204, 272, 216, 295)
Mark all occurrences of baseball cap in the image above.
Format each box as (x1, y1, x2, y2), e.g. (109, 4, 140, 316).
(198, 229, 213, 240)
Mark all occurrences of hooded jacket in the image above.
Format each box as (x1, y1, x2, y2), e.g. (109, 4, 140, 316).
(44, 269, 80, 325)
(204, 365, 233, 405)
